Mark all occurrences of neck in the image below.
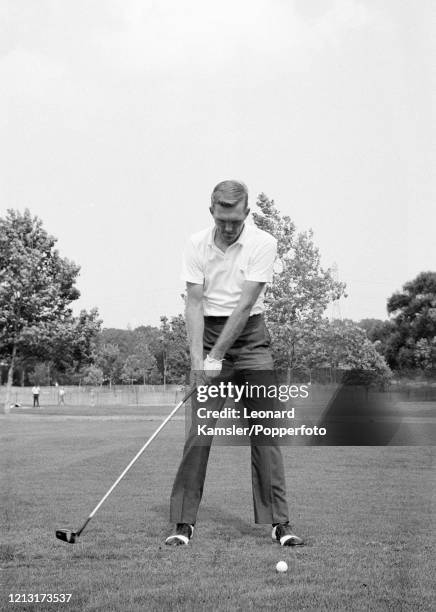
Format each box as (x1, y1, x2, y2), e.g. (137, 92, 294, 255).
(214, 224, 244, 252)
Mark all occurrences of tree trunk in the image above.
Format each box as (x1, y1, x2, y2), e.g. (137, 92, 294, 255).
(4, 342, 17, 413)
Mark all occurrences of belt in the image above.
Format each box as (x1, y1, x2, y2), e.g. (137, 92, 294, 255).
(204, 313, 263, 324)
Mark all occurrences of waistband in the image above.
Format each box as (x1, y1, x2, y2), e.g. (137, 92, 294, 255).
(204, 313, 263, 324)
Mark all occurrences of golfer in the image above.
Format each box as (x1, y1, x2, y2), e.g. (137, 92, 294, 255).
(165, 180, 303, 547)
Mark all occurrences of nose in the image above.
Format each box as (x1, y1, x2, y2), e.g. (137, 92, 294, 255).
(224, 222, 234, 233)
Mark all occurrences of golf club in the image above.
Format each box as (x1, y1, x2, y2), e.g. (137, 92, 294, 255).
(55, 385, 197, 544)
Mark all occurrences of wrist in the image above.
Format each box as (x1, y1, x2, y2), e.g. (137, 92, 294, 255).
(208, 349, 224, 361)
(191, 356, 204, 369)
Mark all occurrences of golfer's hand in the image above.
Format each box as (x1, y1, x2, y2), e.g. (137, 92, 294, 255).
(203, 354, 223, 380)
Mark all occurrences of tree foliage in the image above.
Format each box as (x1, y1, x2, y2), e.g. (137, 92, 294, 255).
(28, 363, 51, 386)
(120, 355, 143, 384)
(358, 318, 391, 347)
(252, 194, 345, 375)
(384, 272, 436, 373)
(132, 332, 159, 383)
(82, 365, 104, 386)
(252, 194, 390, 382)
(159, 315, 190, 384)
(0, 209, 86, 408)
(48, 308, 102, 382)
(308, 319, 391, 385)
(253, 194, 346, 316)
(95, 343, 123, 386)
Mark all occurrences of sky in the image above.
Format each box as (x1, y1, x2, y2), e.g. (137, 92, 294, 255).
(1, 0, 434, 329)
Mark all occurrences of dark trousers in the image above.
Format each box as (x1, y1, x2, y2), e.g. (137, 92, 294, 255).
(169, 314, 289, 525)
(33, 395, 39, 407)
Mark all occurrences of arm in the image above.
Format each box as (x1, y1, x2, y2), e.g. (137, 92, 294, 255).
(185, 282, 204, 371)
(209, 280, 266, 361)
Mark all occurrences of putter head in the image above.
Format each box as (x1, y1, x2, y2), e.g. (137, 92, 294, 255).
(55, 529, 77, 544)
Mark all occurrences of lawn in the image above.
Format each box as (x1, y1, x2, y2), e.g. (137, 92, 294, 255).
(1, 408, 434, 611)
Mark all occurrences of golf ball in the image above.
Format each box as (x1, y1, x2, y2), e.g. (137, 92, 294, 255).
(276, 561, 288, 573)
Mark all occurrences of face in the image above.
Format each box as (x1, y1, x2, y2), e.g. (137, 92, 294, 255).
(210, 199, 250, 245)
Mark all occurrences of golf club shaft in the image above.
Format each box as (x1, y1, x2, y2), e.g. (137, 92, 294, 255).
(76, 386, 196, 535)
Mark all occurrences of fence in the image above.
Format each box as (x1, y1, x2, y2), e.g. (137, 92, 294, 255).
(3, 381, 436, 409)
(0, 385, 185, 407)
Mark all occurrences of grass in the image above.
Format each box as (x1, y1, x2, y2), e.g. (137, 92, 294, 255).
(1, 406, 435, 611)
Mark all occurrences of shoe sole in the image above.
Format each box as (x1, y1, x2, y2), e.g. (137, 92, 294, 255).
(271, 526, 304, 546)
(165, 535, 190, 546)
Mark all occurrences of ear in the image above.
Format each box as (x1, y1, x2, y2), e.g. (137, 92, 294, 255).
(209, 205, 214, 216)
(245, 207, 250, 218)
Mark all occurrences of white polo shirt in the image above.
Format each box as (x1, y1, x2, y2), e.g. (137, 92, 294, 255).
(181, 223, 277, 316)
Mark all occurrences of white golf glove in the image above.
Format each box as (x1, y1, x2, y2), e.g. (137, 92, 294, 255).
(204, 354, 223, 378)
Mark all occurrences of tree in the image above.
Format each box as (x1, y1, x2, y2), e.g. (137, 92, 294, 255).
(28, 363, 51, 386)
(121, 355, 143, 384)
(305, 319, 391, 385)
(414, 337, 436, 371)
(98, 326, 161, 368)
(99, 328, 136, 362)
(44, 308, 102, 384)
(67, 308, 102, 372)
(159, 315, 190, 384)
(384, 272, 436, 374)
(82, 365, 104, 386)
(252, 194, 346, 379)
(357, 318, 392, 350)
(133, 332, 159, 384)
(0, 209, 81, 411)
(95, 343, 123, 386)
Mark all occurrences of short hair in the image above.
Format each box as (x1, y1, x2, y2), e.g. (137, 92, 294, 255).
(211, 180, 248, 208)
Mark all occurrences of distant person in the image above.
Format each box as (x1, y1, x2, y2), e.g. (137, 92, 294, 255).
(32, 386, 40, 407)
(58, 387, 65, 406)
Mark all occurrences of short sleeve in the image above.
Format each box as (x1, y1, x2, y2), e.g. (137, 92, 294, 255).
(180, 238, 204, 284)
(245, 237, 277, 283)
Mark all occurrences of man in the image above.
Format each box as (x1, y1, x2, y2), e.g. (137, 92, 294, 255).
(32, 385, 40, 408)
(165, 180, 303, 547)
(58, 387, 65, 406)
